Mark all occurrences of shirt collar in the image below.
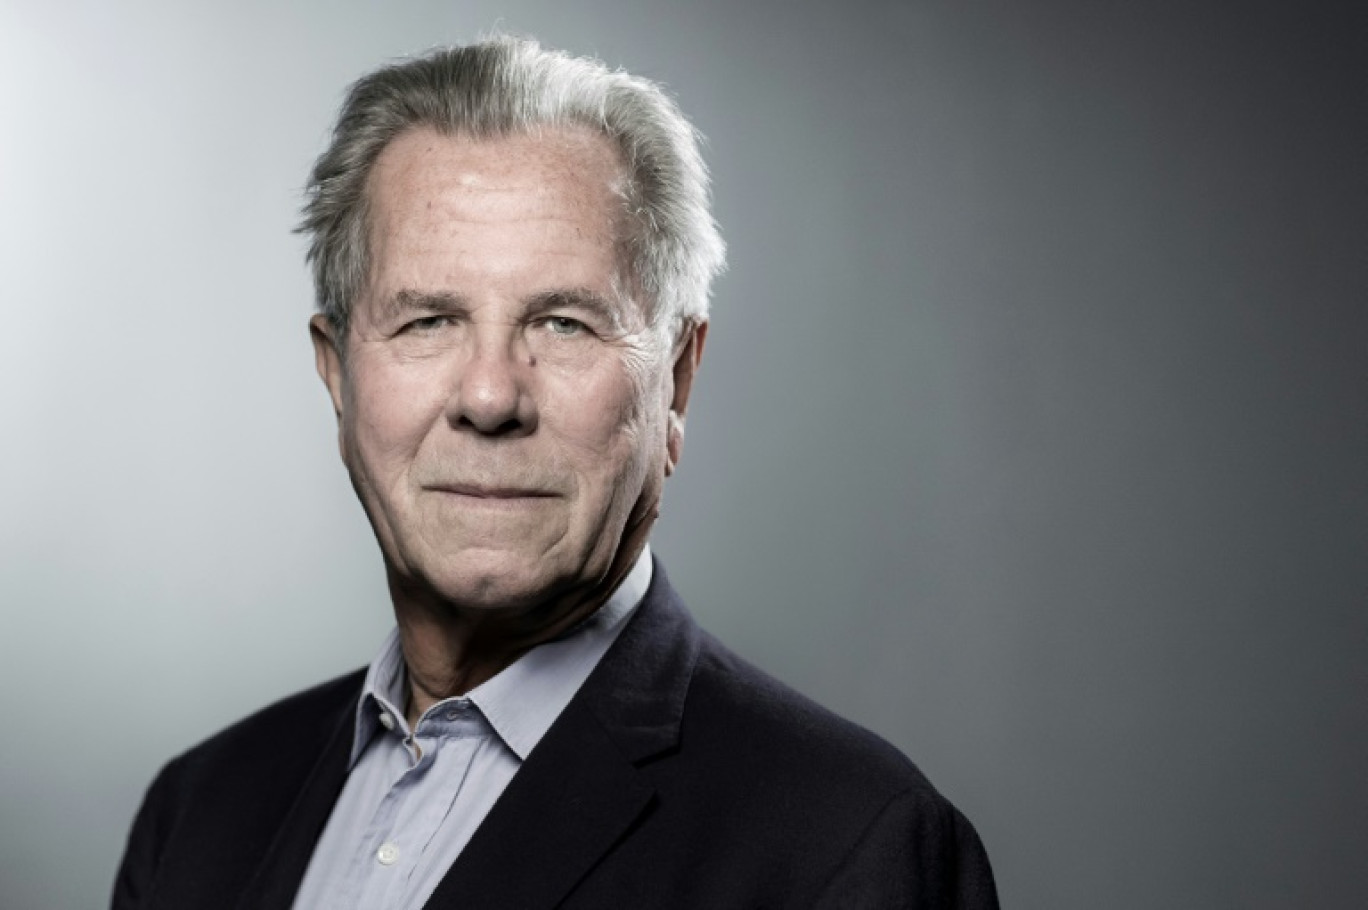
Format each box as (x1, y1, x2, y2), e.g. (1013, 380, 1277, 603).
(350, 546, 652, 766)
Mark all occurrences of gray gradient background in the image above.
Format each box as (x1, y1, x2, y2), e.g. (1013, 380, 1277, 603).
(2, 1, 1364, 907)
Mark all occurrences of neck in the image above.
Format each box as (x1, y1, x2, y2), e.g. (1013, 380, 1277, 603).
(389, 541, 647, 727)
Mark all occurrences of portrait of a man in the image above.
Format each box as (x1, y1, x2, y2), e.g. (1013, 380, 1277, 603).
(109, 37, 997, 909)
(4, 4, 1362, 909)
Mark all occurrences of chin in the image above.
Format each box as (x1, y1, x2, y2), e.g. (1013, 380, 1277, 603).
(419, 548, 571, 611)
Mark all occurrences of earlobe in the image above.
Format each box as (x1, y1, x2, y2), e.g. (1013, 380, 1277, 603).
(309, 314, 346, 422)
(665, 319, 708, 477)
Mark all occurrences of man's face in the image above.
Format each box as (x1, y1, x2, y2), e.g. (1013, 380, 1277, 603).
(312, 127, 703, 612)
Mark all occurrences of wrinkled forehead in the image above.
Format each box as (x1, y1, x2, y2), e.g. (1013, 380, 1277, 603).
(353, 126, 653, 333)
(365, 125, 633, 242)
(359, 126, 644, 315)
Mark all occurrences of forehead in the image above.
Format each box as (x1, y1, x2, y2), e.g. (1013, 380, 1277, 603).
(358, 126, 635, 323)
(365, 126, 628, 244)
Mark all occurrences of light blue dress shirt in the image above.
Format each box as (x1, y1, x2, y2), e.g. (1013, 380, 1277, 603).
(290, 548, 651, 910)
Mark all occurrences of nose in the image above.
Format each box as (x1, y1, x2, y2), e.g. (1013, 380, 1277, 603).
(447, 327, 537, 437)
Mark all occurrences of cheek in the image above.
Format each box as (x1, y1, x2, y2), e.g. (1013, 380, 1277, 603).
(346, 363, 447, 475)
(560, 349, 660, 447)
(570, 356, 669, 492)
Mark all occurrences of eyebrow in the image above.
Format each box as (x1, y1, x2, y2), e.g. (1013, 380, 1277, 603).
(524, 288, 625, 330)
(385, 289, 468, 317)
(382, 287, 628, 331)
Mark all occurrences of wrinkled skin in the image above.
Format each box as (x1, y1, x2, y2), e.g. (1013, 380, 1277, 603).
(311, 126, 705, 706)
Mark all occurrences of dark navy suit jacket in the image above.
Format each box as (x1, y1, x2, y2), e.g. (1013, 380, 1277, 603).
(112, 559, 999, 909)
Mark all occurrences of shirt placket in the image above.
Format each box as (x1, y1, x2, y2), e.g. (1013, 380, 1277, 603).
(351, 702, 490, 910)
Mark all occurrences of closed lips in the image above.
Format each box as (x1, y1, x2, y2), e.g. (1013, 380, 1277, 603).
(427, 484, 556, 498)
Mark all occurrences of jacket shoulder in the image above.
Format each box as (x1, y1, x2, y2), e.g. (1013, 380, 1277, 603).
(594, 621, 998, 907)
(678, 629, 957, 832)
(686, 631, 935, 797)
(167, 667, 365, 782)
(113, 669, 365, 909)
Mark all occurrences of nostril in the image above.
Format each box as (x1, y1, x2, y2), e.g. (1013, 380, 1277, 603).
(491, 417, 522, 436)
(455, 413, 524, 436)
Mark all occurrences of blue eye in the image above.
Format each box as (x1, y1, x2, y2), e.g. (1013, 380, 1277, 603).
(546, 316, 585, 336)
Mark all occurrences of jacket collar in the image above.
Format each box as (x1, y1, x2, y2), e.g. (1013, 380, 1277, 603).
(230, 555, 700, 910)
(575, 554, 701, 762)
(231, 675, 360, 910)
(350, 547, 653, 765)
(424, 554, 701, 908)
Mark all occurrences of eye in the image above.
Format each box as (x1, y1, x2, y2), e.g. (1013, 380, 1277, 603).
(405, 315, 452, 332)
(544, 316, 586, 337)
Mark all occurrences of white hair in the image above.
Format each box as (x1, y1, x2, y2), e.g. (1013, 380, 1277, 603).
(298, 36, 726, 341)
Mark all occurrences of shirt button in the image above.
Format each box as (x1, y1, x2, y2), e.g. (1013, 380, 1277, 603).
(376, 842, 400, 865)
(378, 712, 395, 731)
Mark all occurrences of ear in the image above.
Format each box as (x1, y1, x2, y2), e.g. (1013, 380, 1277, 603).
(665, 319, 708, 477)
(310, 314, 346, 423)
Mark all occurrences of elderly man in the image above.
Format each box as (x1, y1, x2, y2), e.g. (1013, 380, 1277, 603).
(112, 37, 998, 910)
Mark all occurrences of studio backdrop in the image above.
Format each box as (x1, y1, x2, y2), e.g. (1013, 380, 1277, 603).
(1, 1, 1364, 908)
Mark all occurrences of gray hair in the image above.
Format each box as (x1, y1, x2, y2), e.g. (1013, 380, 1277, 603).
(298, 36, 726, 341)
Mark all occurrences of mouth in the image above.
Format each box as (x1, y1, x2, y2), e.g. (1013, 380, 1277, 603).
(425, 483, 558, 501)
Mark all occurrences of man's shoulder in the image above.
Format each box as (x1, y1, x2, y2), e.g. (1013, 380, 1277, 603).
(163, 667, 364, 785)
(609, 562, 949, 813)
(581, 606, 998, 906)
(684, 630, 941, 803)
(114, 670, 367, 909)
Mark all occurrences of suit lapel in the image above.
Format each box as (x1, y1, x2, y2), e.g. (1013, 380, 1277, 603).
(423, 557, 702, 909)
(426, 697, 656, 909)
(231, 690, 357, 910)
